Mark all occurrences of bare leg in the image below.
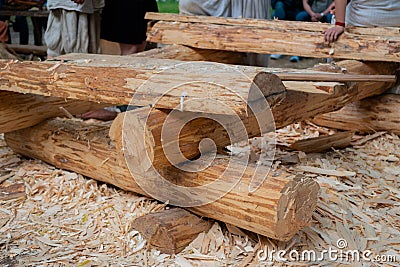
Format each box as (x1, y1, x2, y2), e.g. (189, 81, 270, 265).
(119, 41, 146, 55)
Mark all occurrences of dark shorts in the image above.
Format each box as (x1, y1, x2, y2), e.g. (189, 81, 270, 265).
(100, 0, 158, 45)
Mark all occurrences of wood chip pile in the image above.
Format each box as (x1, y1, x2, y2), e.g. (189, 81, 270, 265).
(1, 120, 399, 266)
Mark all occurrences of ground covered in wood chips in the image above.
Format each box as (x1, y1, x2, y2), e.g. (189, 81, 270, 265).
(1, 122, 399, 266)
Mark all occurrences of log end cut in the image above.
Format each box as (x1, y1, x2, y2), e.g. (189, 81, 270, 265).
(275, 175, 320, 241)
(132, 208, 212, 254)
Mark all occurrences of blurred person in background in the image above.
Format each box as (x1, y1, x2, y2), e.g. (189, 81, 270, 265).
(270, 0, 303, 60)
(324, 0, 400, 43)
(45, 0, 104, 57)
(100, 0, 158, 55)
(179, 0, 271, 66)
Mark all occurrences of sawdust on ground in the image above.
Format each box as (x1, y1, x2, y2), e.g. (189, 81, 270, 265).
(1, 119, 399, 266)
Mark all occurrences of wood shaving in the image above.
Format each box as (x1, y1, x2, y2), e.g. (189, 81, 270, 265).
(1, 122, 399, 266)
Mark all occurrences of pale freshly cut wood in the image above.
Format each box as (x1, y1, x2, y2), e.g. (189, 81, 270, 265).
(272, 60, 397, 128)
(0, 55, 286, 116)
(146, 13, 400, 38)
(0, 54, 395, 119)
(132, 208, 212, 254)
(290, 131, 354, 153)
(133, 44, 246, 65)
(146, 13, 400, 62)
(5, 118, 320, 241)
(297, 166, 356, 177)
(1, 54, 394, 119)
(4, 119, 147, 195)
(313, 94, 400, 135)
(109, 60, 396, 169)
(168, 160, 320, 241)
(109, 108, 277, 171)
(0, 91, 107, 133)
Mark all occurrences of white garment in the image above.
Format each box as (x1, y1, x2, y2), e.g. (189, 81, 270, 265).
(179, 0, 270, 67)
(179, 0, 270, 19)
(45, 9, 101, 57)
(346, 0, 400, 27)
(179, 0, 231, 17)
(231, 0, 270, 19)
(46, 0, 105, 13)
(231, 0, 270, 67)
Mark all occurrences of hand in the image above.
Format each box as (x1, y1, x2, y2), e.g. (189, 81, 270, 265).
(324, 25, 345, 43)
(311, 12, 320, 22)
(328, 3, 335, 14)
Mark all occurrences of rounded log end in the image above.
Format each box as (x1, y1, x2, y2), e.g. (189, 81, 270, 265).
(274, 175, 320, 241)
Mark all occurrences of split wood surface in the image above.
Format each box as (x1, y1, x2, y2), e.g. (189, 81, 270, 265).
(313, 93, 400, 135)
(132, 208, 212, 254)
(0, 55, 287, 116)
(0, 54, 397, 135)
(5, 118, 320, 241)
(146, 13, 400, 62)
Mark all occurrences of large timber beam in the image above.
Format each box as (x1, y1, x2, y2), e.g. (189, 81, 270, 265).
(0, 55, 396, 138)
(0, 55, 288, 116)
(5, 118, 319, 241)
(0, 54, 397, 117)
(146, 13, 400, 62)
(312, 93, 400, 135)
(105, 60, 397, 171)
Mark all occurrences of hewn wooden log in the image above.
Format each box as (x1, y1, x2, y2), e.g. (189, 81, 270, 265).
(274, 60, 398, 128)
(133, 44, 246, 65)
(5, 118, 320, 241)
(132, 208, 212, 254)
(312, 94, 400, 135)
(107, 60, 397, 171)
(146, 12, 400, 36)
(5, 119, 146, 194)
(0, 55, 288, 116)
(108, 60, 396, 170)
(0, 91, 107, 133)
(271, 73, 396, 83)
(0, 47, 243, 133)
(0, 54, 396, 122)
(146, 13, 400, 62)
(109, 108, 276, 171)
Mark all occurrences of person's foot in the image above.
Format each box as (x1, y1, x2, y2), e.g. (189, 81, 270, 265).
(270, 54, 282, 60)
(290, 56, 300, 62)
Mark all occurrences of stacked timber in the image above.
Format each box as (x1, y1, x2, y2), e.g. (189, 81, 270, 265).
(145, 13, 400, 62)
(144, 13, 399, 139)
(312, 94, 400, 135)
(4, 118, 320, 241)
(0, 54, 397, 133)
(0, 17, 399, 251)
